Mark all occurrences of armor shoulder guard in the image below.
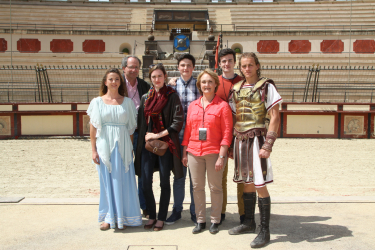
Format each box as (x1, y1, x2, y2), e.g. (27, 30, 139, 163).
(253, 78, 277, 102)
(232, 79, 246, 93)
(253, 78, 270, 92)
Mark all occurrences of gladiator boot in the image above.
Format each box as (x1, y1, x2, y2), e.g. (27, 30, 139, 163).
(250, 197, 271, 248)
(228, 192, 256, 235)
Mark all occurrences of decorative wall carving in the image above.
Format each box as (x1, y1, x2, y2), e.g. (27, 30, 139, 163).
(320, 40, 344, 53)
(343, 115, 365, 135)
(0, 116, 11, 135)
(17, 39, 41, 53)
(83, 115, 90, 135)
(82, 40, 105, 53)
(257, 40, 279, 54)
(0, 38, 7, 52)
(288, 40, 311, 54)
(353, 40, 375, 54)
(50, 39, 73, 53)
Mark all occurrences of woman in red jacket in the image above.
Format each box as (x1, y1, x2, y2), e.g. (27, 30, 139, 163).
(181, 68, 233, 235)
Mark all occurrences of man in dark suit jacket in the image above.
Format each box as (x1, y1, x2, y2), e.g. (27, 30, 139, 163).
(122, 55, 150, 217)
(122, 56, 150, 102)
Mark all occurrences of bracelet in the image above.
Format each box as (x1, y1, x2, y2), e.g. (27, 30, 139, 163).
(261, 143, 272, 152)
(261, 131, 278, 152)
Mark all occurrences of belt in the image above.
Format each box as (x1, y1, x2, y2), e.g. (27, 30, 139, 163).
(102, 123, 125, 126)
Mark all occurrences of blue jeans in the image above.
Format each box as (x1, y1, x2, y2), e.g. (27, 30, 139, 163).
(141, 145, 172, 221)
(133, 131, 146, 210)
(172, 139, 195, 215)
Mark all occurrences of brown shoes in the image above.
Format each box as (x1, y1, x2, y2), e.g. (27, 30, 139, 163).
(153, 221, 164, 231)
(144, 220, 157, 230)
(99, 222, 110, 231)
(144, 220, 164, 231)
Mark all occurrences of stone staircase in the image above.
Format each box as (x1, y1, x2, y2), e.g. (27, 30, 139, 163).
(0, 3, 132, 27)
(230, 2, 375, 28)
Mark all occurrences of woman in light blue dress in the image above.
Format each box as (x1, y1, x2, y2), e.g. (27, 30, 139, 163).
(87, 68, 142, 230)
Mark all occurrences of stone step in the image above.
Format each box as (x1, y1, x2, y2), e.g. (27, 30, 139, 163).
(0, 5, 135, 12)
(229, 6, 375, 12)
(0, 8, 133, 15)
(231, 14, 375, 20)
(232, 20, 375, 25)
(227, 4, 375, 11)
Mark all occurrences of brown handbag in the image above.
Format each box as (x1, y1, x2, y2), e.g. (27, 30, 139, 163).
(145, 139, 169, 156)
(145, 116, 169, 156)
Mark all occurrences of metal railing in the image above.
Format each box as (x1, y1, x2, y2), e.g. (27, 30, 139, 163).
(2, 0, 371, 3)
(258, 65, 375, 103)
(2, 22, 375, 32)
(1, 65, 374, 103)
(0, 23, 155, 32)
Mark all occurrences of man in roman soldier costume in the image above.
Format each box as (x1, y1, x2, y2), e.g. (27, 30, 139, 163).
(228, 52, 282, 248)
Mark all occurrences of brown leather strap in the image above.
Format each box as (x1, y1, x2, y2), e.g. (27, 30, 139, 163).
(249, 138, 254, 179)
(258, 136, 268, 181)
(240, 139, 250, 179)
(234, 138, 240, 180)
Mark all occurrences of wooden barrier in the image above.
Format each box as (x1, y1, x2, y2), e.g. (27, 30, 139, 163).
(0, 102, 374, 139)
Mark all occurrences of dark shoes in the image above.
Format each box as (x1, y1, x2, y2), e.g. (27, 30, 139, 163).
(192, 222, 219, 234)
(209, 223, 220, 234)
(250, 226, 270, 248)
(192, 222, 206, 234)
(228, 222, 256, 235)
(165, 210, 196, 225)
(229, 192, 257, 235)
(250, 197, 271, 248)
(165, 209, 182, 225)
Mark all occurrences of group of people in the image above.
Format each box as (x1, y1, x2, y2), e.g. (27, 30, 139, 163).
(87, 49, 282, 248)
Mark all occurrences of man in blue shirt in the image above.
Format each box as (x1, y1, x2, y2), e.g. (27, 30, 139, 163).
(166, 54, 200, 225)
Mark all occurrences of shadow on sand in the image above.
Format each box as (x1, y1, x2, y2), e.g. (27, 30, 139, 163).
(270, 214, 353, 243)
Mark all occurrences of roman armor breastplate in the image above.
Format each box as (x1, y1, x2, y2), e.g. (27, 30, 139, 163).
(233, 87, 267, 132)
(231, 78, 272, 133)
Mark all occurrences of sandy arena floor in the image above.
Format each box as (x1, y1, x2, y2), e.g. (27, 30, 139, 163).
(1, 138, 374, 199)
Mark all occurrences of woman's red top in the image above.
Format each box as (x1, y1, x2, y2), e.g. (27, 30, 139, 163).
(182, 95, 233, 156)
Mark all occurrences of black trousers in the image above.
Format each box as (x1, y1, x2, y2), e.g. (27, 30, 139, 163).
(141, 145, 172, 221)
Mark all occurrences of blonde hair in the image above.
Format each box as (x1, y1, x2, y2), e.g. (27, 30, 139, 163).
(196, 68, 220, 95)
(238, 52, 261, 78)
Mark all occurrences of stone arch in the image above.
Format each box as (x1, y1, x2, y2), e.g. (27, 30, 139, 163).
(231, 43, 243, 54)
(119, 43, 132, 55)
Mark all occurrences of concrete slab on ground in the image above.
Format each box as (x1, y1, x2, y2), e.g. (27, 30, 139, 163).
(0, 197, 24, 203)
(1, 202, 375, 250)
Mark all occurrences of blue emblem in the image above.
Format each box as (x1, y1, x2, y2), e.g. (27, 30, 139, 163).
(174, 34, 190, 51)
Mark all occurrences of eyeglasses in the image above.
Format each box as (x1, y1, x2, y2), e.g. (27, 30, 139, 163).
(149, 63, 163, 69)
(126, 66, 139, 70)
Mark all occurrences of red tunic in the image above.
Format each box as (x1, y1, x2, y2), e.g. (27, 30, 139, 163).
(216, 74, 243, 102)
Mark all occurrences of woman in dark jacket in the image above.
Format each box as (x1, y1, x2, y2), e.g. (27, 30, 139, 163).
(134, 64, 184, 231)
